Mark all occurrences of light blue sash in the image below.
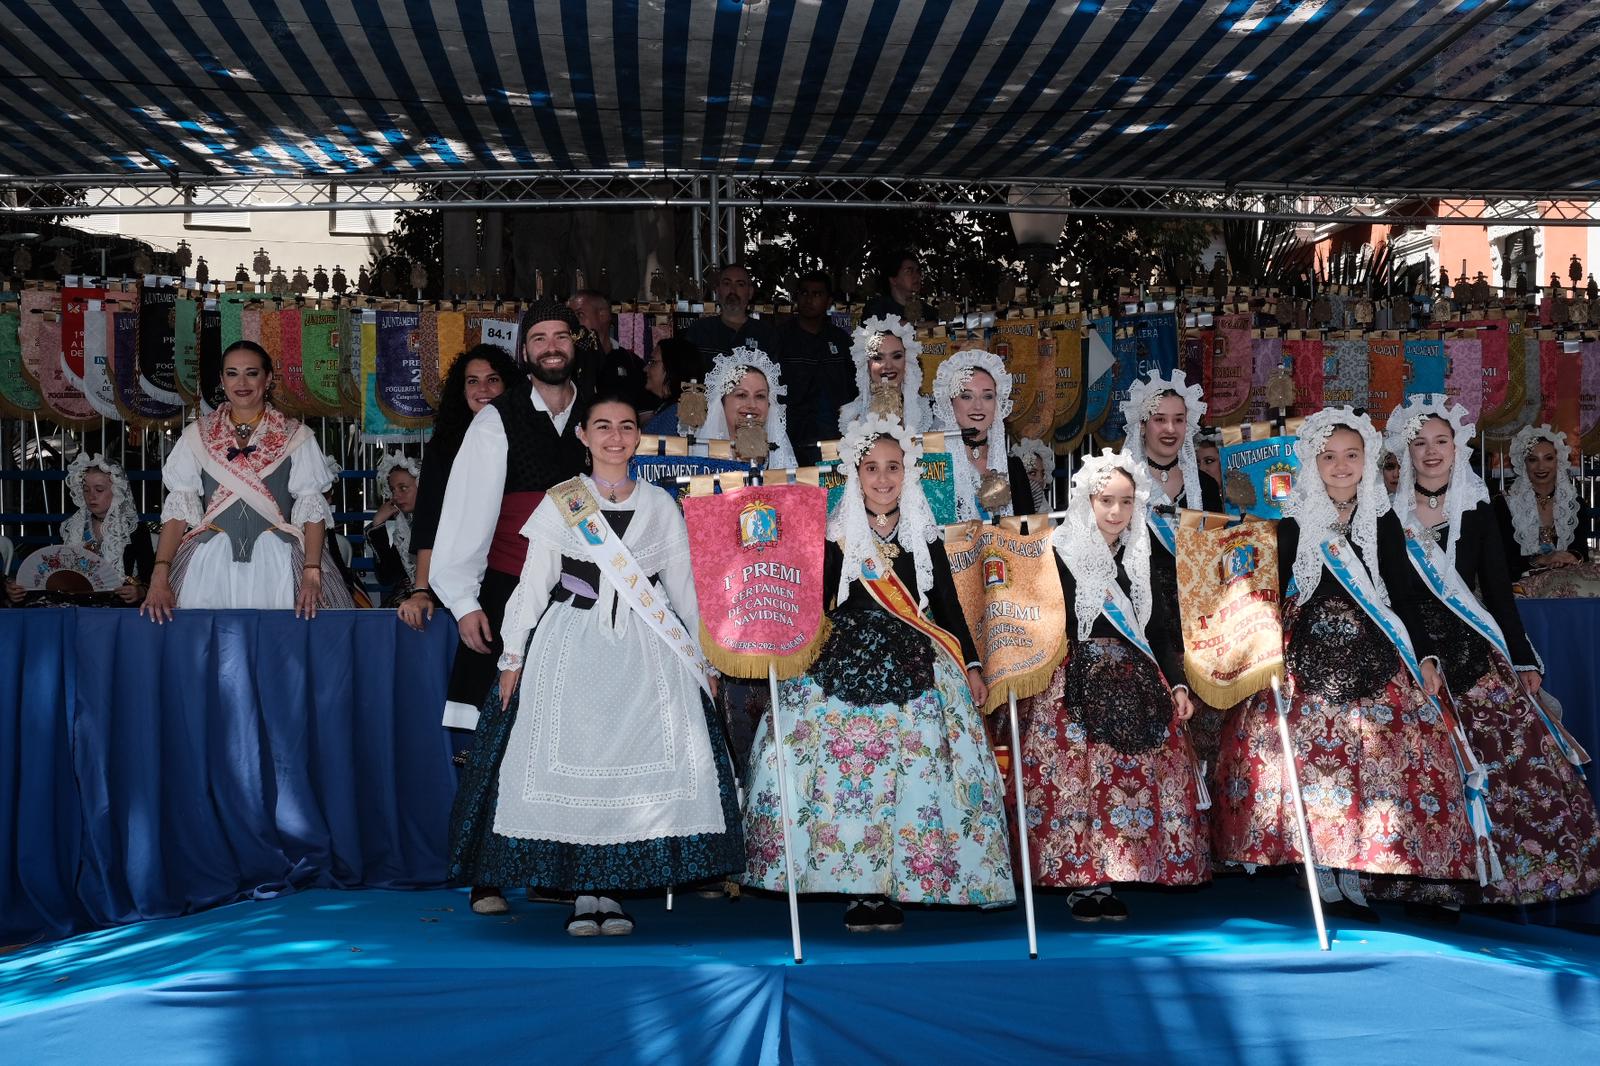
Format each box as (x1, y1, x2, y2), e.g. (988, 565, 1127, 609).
(1098, 582, 1158, 668)
(1146, 508, 1178, 555)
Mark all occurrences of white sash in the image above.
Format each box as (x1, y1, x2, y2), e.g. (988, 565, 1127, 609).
(550, 478, 712, 696)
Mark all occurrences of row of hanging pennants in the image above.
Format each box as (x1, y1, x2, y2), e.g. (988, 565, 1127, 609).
(1, 280, 1595, 455)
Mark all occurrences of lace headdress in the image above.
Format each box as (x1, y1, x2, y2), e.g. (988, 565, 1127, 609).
(1284, 407, 1390, 606)
(1505, 423, 1580, 556)
(931, 349, 1015, 519)
(1052, 449, 1153, 640)
(838, 315, 929, 431)
(60, 452, 139, 569)
(695, 343, 799, 469)
(828, 412, 938, 609)
(1383, 394, 1487, 573)
(1119, 368, 1207, 508)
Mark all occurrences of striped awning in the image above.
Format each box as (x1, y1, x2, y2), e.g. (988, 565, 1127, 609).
(1, 0, 1596, 193)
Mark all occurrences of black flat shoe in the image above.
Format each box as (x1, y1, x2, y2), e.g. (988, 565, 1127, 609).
(1098, 893, 1129, 921)
(871, 900, 904, 932)
(1070, 893, 1103, 923)
(844, 899, 879, 933)
(470, 886, 508, 915)
(566, 909, 601, 937)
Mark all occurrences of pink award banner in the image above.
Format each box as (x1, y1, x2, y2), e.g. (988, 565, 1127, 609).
(683, 481, 829, 680)
(1444, 335, 1484, 423)
(1209, 314, 1253, 424)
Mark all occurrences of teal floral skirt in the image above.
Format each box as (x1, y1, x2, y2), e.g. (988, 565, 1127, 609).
(741, 613, 1015, 907)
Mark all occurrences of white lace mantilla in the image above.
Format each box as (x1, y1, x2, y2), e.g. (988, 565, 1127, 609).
(1383, 394, 1488, 574)
(1285, 407, 1390, 606)
(829, 412, 937, 609)
(1054, 450, 1153, 639)
(1506, 423, 1581, 556)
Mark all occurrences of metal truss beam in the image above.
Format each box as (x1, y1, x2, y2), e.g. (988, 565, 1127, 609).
(2, 170, 1596, 226)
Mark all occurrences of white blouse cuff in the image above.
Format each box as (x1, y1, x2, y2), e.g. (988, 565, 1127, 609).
(160, 490, 205, 527)
(290, 492, 333, 527)
(496, 652, 524, 672)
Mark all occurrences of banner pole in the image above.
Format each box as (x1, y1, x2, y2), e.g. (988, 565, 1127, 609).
(768, 660, 805, 964)
(1007, 686, 1039, 959)
(1272, 675, 1330, 951)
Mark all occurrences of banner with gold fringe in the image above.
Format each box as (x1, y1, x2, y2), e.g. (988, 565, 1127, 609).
(944, 518, 1068, 713)
(1175, 512, 1284, 709)
(682, 480, 830, 680)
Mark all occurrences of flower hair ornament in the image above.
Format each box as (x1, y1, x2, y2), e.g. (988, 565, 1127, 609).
(1119, 368, 1208, 508)
(1506, 423, 1580, 557)
(1053, 449, 1153, 640)
(692, 343, 798, 469)
(828, 412, 937, 609)
(1383, 394, 1488, 574)
(1284, 406, 1391, 606)
(838, 315, 929, 432)
(932, 349, 1016, 520)
(59, 452, 139, 569)
(375, 451, 421, 499)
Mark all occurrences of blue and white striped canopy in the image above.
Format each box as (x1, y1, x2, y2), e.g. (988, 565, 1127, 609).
(1, 0, 1596, 191)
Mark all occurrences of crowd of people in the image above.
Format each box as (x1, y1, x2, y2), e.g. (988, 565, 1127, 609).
(4, 255, 1597, 944)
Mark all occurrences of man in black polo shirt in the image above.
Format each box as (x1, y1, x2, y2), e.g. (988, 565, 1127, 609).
(861, 248, 923, 323)
(777, 271, 855, 462)
(682, 262, 779, 378)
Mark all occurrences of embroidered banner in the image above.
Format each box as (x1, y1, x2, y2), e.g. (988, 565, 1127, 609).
(20, 289, 96, 428)
(1209, 313, 1254, 424)
(172, 295, 200, 402)
(1322, 336, 1369, 410)
(375, 309, 433, 428)
(1284, 336, 1324, 415)
(1101, 311, 1179, 443)
(1366, 336, 1405, 428)
(1052, 318, 1088, 448)
(1084, 314, 1117, 438)
(79, 299, 123, 420)
(1582, 339, 1600, 452)
(1443, 333, 1484, 423)
(944, 520, 1068, 711)
(359, 310, 427, 443)
(137, 278, 182, 405)
(59, 284, 102, 389)
(992, 319, 1041, 430)
(1404, 336, 1448, 398)
(1220, 426, 1300, 521)
(198, 301, 222, 411)
(268, 308, 313, 418)
(630, 452, 753, 500)
(0, 301, 42, 417)
(1175, 513, 1284, 709)
(299, 309, 345, 416)
(1248, 334, 1283, 424)
(111, 309, 182, 424)
(683, 481, 830, 679)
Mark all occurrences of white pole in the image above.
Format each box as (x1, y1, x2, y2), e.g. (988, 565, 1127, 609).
(1006, 686, 1039, 959)
(1272, 675, 1330, 951)
(768, 661, 805, 963)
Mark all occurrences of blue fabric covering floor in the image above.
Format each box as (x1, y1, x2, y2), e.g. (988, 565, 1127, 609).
(3, 877, 1597, 1064)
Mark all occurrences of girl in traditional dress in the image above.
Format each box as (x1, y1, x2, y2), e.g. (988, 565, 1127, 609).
(742, 413, 1014, 932)
(1020, 450, 1210, 921)
(1212, 408, 1482, 923)
(402, 344, 522, 633)
(681, 343, 799, 469)
(931, 351, 1036, 520)
(58, 452, 154, 604)
(1118, 369, 1227, 770)
(1494, 423, 1595, 582)
(1375, 396, 1599, 912)
(366, 452, 420, 606)
(142, 341, 351, 621)
(836, 315, 935, 433)
(448, 394, 743, 936)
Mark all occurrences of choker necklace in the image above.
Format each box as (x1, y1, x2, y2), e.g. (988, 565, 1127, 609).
(1147, 455, 1180, 472)
(965, 435, 988, 460)
(1534, 489, 1556, 505)
(868, 506, 900, 531)
(590, 473, 631, 503)
(1416, 481, 1449, 510)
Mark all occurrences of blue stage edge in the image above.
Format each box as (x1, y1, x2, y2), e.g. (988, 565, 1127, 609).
(3, 878, 1598, 1063)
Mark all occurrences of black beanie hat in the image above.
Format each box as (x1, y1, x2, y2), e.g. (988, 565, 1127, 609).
(520, 299, 580, 335)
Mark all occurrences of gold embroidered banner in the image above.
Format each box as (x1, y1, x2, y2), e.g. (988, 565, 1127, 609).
(945, 519, 1067, 712)
(1175, 513, 1283, 708)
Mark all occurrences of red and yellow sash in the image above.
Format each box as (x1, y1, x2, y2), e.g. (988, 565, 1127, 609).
(861, 569, 968, 674)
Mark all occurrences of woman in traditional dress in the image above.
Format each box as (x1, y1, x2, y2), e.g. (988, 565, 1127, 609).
(402, 344, 522, 632)
(1374, 396, 1599, 913)
(1118, 369, 1227, 770)
(142, 341, 351, 621)
(448, 393, 742, 936)
(1195, 426, 1223, 488)
(366, 452, 420, 606)
(1020, 450, 1210, 921)
(931, 351, 1035, 520)
(1494, 423, 1595, 581)
(681, 343, 799, 469)
(835, 315, 935, 433)
(57, 452, 154, 604)
(742, 413, 1014, 932)
(1212, 408, 1481, 923)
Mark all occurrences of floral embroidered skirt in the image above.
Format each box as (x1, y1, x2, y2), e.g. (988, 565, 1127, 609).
(1370, 657, 1600, 905)
(741, 611, 1015, 907)
(1019, 644, 1212, 888)
(1212, 667, 1479, 879)
(447, 684, 745, 893)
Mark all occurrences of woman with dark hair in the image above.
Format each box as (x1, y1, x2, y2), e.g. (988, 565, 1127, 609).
(449, 391, 742, 936)
(398, 344, 525, 632)
(142, 340, 352, 619)
(642, 335, 700, 433)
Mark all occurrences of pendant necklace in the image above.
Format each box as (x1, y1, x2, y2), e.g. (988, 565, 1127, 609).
(591, 474, 630, 503)
(966, 435, 987, 462)
(1416, 481, 1449, 511)
(870, 506, 900, 531)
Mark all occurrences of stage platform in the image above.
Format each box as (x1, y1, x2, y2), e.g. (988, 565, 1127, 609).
(4, 877, 1596, 1064)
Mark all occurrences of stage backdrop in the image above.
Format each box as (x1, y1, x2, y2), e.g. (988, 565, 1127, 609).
(0, 609, 459, 943)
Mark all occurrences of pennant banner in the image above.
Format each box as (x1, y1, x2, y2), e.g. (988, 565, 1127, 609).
(79, 299, 122, 420)
(300, 308, 346, 416)
(1209, 313, 1253, 424)
(375, 309, 433, 428)
(1404, 336, 1448, 399)
(172, 296, 200, 402)
(137, 278, 182, 405)
(1284, 336, 1324, 415)
(944, 520, 1068, 711)
(1220, 426, 1300, 521)
(1175, 514, 1285, 709)
(1052, 319, 1088, 448)
(992, 319, 1041, 429)
(1247, 334, 1283, 424)
(0, 302, 43, 417)
(111, 309, 182, 425)
(1443, 333, 1484, 422)
(630, 452, 753, 499)
(683, 481, 830, 680)
(1582, 339, 1600, 451)
(1322, 335, 1369, 410)
(1366, 336, 1405, 428)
